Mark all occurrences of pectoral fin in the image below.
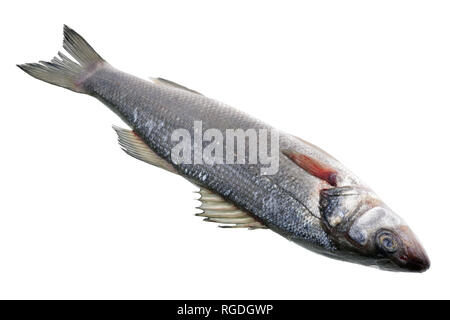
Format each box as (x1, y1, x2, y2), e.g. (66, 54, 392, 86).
(282, 149, 339, 186)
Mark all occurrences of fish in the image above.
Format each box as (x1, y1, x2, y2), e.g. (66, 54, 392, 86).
(17, 25, 430, 272)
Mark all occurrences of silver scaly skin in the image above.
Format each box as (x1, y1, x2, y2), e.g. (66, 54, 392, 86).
(18, 26, 430, 272)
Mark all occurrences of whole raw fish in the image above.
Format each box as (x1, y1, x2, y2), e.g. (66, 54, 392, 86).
(18, 26, 429, 272)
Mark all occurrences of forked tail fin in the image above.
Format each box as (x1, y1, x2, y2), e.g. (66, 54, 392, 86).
(17, 25, 105, 93)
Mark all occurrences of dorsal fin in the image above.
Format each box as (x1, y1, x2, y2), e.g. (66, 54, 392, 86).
(150, 77, 203, 95)
(195, 188, 266, 229)
(112, 126, 266, 229)
(113, 125, 178, 173)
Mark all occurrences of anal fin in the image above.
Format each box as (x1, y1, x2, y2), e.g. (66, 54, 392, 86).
(149, 77, 202, 95)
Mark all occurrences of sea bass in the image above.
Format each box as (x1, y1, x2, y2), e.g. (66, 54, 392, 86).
(18, 26, 430, 272)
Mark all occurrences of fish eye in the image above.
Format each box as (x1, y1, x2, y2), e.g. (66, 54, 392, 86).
(377, 231, 398, 253)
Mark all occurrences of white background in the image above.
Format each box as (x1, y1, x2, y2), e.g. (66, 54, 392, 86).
(1, 1, 449, 299)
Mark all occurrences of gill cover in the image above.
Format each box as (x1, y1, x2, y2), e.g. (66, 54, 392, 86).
(319, 186, 378, 235)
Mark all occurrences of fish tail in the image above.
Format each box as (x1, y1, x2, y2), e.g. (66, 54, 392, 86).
(17, 25, 106, 93)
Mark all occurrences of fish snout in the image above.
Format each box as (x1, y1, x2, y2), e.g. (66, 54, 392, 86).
(392, 226, 430, 272)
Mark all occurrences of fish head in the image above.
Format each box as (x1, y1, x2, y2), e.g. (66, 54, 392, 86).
(319, 186, 430, 272)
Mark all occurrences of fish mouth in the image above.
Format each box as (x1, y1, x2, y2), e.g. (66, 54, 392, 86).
(392, 226, 430, 273)
(400, 252, 430, 272)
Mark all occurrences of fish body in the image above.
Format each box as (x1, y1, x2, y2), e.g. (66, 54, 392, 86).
(18, 26, 430, 272)
(88, 64, 339, 250)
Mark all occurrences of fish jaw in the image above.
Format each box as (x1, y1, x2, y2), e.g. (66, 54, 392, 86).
(388, 225, 430, 272)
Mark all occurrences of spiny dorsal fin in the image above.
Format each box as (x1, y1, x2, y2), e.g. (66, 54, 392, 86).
(195, 188, 267, 229)
(150, 77, 203, 95)
(112, 126, 266, 230)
